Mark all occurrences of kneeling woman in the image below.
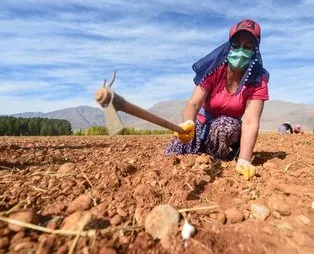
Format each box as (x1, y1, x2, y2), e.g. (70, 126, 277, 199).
(165, 19, 269, 180)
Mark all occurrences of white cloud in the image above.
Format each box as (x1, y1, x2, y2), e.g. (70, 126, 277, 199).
(0, 0, 314, 115)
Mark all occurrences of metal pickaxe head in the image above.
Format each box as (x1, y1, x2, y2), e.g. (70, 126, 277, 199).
(95, 70, 124, 136)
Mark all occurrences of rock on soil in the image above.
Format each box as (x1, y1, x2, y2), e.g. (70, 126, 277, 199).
(145, 204, 180, 239)
(66, 194, 93, 214)
(267, 197, 291, 216)
(210, 212, 227, 224)
(250, 204, 270, 221)
(58, 162, 76, 174)
(224, 208, 244, 224)
(8, 210, 37, 232)
(61, 211, 91, 230)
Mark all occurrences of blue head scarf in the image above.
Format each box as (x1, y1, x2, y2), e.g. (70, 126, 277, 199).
(192, 38, 269, 94)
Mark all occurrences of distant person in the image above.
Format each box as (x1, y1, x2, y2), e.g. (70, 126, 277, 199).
(164, 19, 269, 180)
(277, 122, 293, 135)
(293, 124, 304, 134)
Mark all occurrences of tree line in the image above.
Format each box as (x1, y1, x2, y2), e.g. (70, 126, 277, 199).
(75, 126, 173, 135)
(0, 116, 172, 136)
(0, 116, 72, 136)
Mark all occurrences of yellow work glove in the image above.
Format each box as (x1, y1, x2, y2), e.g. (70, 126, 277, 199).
(174, 120, 195, 144)
(236, 159, 257, 181)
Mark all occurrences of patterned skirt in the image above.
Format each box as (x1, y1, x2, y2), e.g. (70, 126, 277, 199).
(164, 115, 241, 159)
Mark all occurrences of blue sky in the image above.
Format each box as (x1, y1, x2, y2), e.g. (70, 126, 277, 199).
(1, 0, 314, 114)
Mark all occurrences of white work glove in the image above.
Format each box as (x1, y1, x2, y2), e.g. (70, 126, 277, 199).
(235, 159, 257, 181)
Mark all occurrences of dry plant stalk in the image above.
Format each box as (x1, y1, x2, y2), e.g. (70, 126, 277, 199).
(0, 215, 96, 238)
(68, 212, 92, 254)
(100, 225, 143, 236)
(178, 205, 219, 213)
(0, 200, 27, 216)
(79, 166, 93, 188)
(190, 238, 214, 254)
(185, 182, 194, 191)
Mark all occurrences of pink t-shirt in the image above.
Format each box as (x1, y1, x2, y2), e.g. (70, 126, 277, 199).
(200, 64, 269, 118)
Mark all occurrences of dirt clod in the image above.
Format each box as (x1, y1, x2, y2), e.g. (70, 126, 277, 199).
(224, 208, 244, 224)
(8, 209, 37, 232)
(66, 194, 93, 213)
(268, 197, 291, 216)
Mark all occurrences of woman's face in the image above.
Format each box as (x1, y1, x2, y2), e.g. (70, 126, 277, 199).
(231, 31, 255, 50)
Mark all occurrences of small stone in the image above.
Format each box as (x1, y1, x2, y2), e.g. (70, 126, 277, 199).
(8, 210, 36, 232)
(14, 242, 36, 252)
(272, 211, 281, 219)
(94, 173, 101, 179)
(210, 212, 226, 224)
(262, 226, 273, 235)
(250, 204, 270, 221)
(224, 208, 243, 224)
(110, 215, 123, 226)
(61, 211, 88, 230)
(117, 208, 128, 218)
(58, 163, 76, 174)
(145, 204, 180, 240)
(267, 198, 291, 216)
(66, 194, 93, 213)
(150, 180, 157, 187)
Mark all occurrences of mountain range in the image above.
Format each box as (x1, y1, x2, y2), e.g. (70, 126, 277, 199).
(11, 99, 314, 132)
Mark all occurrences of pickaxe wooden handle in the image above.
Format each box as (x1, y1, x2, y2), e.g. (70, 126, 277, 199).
(95, 71, 188, 135)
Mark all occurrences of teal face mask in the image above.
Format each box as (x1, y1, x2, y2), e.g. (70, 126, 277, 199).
(227, 48, 253, 70)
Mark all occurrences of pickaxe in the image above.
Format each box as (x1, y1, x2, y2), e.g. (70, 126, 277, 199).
(95, 70, 188, 136)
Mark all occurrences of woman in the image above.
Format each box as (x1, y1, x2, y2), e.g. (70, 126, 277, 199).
(165, 19, 269, 180)
(277, 122, 293, 135)
(293, 124, 304, 134)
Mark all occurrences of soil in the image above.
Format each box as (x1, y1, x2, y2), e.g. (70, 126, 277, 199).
(0, 133, 313, 254)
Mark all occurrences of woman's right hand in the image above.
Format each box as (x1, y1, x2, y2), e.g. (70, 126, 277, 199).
(174, 120, 195, 144)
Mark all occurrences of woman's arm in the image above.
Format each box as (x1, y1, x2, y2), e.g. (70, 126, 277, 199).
(239, 100, 264, 161)
(182, 86, 208, 122)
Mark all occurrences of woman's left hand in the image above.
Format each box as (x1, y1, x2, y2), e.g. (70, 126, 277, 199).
(235, 159, 257, 180)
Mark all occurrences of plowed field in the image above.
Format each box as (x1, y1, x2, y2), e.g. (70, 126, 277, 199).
(0, 134, 313, 253)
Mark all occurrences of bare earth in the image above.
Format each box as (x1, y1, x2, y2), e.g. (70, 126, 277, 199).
(0, 134, 313, 254)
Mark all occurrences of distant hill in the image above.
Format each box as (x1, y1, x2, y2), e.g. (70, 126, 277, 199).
(11, 100, 314, 131)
